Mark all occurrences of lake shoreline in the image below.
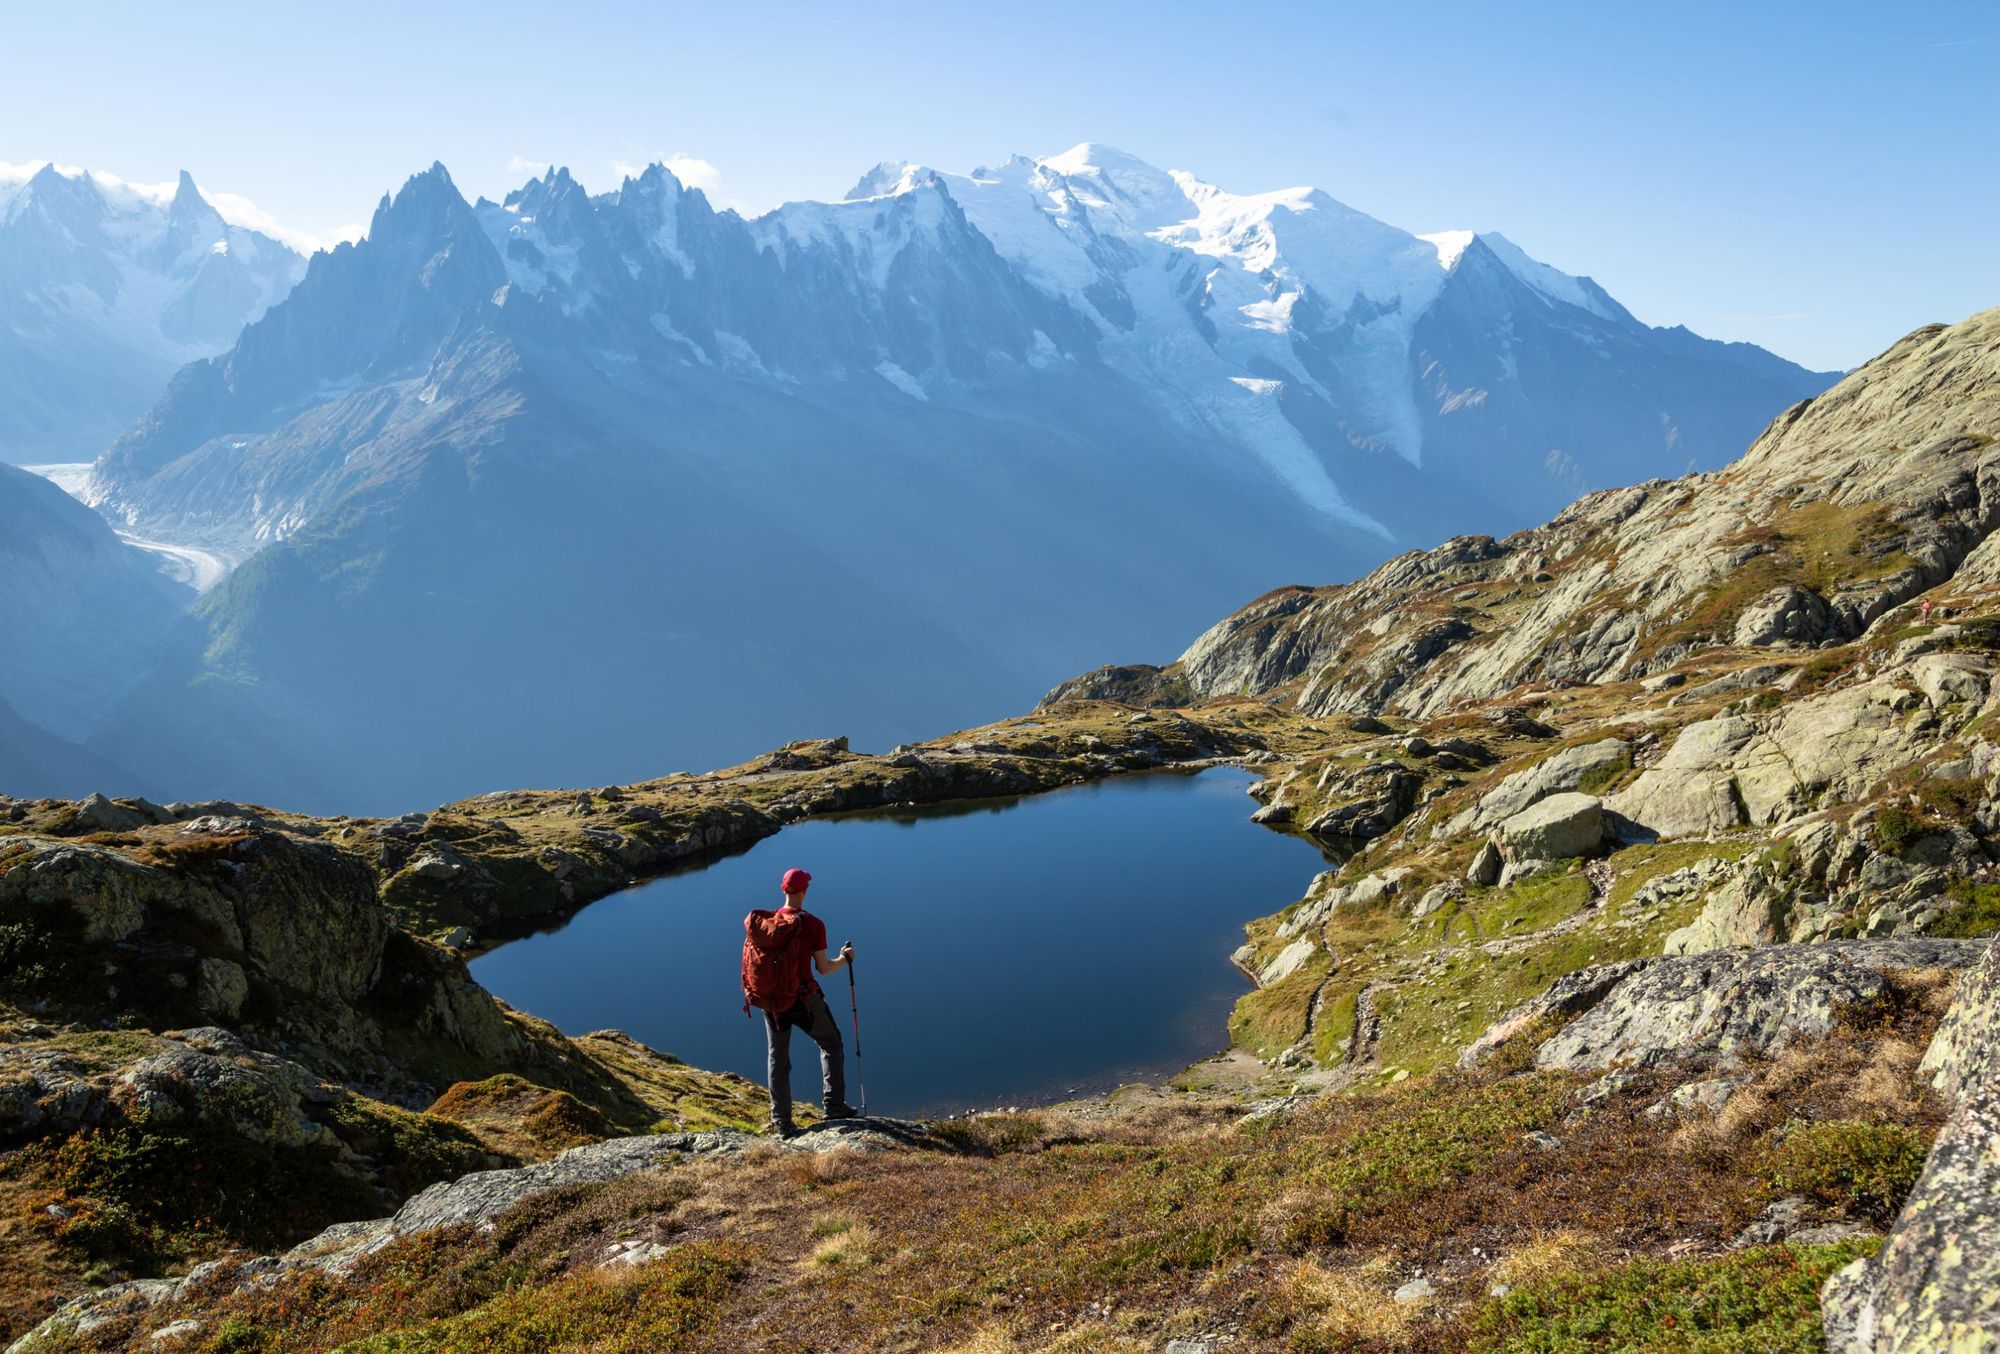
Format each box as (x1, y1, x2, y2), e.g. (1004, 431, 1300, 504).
(470, 765, 1334, 1118)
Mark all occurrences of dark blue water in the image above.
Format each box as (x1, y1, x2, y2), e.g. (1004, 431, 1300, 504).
(471, 769, 1330, 1116)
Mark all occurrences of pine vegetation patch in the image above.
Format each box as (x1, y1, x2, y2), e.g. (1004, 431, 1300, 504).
(1468, 1240, 1880, 1353)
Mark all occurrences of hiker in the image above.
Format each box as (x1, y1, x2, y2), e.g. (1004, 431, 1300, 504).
(741, 867, 856, 1135)
(1921, 598, 1934, 622)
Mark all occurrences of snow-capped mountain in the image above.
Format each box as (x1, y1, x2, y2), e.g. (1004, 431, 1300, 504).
(78, 148, 1835, 811)
(0, 162, 305, 463)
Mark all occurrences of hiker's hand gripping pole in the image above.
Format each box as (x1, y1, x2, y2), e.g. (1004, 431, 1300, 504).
(845, 941, 866, 1116)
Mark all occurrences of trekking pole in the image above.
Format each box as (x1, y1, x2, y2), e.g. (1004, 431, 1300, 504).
(846, 942, 867, 1116)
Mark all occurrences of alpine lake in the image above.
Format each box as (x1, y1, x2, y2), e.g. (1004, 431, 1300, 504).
(471, 768, 1334, 1117)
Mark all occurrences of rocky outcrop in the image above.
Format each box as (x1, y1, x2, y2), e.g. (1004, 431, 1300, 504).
(1823, 938, 2000, 1351)
(0, 823, 540, 1099)
(1734, 584, 1835, 647)
(1465, 939, 1988, 1073)
(1606, 655, 1994, 841)
(1300, 763, 1421, 840)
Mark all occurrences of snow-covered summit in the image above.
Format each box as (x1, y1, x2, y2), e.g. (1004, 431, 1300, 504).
(0, 160, 308, 461)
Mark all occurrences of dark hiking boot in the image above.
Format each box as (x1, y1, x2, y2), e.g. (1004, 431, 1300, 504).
(822, 1103, 858, 1121)
(767, 1118, 801, 1138)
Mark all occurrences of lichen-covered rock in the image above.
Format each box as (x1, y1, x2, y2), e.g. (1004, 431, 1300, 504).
(1274, 868, 1412, 943)
(1458, 959, 1657, 1068)
(1493, 792, 1606, 863)
(1258, 939, 1320, 987)
(1919, 938, 2000, 1102)
(1467, 939, 1987, 1072)
(1605, 716, 1763, 839)
(1823, 938, 2000, 1351)
(1607, 660, 1995, 842)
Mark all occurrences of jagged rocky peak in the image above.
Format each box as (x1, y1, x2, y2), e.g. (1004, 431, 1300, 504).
(70, 143, 1842, 810)
(0, 159, 307, 461)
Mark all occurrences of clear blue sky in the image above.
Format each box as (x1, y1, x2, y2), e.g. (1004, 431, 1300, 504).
(7, 0, 1994, 370)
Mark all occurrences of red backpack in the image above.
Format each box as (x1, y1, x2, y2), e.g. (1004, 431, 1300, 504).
(741, 908, 809, 1015)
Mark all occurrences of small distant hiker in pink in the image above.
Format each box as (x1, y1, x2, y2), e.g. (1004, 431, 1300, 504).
(1921, 599, 1933, 622)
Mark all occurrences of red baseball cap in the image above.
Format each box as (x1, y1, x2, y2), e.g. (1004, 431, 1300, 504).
(780, 868, 812, 895)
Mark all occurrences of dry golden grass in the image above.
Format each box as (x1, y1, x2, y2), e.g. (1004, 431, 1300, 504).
(806, 1218, 881, 1268)
(934, 1322, 1152, 1354)
(1488, 1229, 1600, 1289)
(1281, 1257, 1422, 1344)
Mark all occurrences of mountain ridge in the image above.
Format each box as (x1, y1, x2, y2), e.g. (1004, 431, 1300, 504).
(15, 146, 1838, 812)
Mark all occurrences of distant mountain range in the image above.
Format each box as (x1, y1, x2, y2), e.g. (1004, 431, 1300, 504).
(5, 147, 1838, 810)
(0, 162, 303, 463)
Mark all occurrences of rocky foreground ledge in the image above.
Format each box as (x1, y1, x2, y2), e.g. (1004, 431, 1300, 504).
(11, 1119, 932, 1350)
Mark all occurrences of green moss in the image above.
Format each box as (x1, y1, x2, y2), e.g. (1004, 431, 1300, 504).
(1931, 881, 2000, 938)
(1872, 776, 1980, 857)
(1416, 868, 1591, 948)
(1470, 1240, 1880, 1352)
(1769, 1121, 1928, 1223)
(1874, 806, 1934, 856)
(1311, 988, 1359, 1064)
(1574, 748, 1634, 796)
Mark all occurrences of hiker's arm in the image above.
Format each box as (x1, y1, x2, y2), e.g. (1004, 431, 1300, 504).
(812, 943, 854, 975)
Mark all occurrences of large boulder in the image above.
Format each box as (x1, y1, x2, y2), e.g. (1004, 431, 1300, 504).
(1493, 792, 1607, 863)
(1604, 716, 1763, 839)
(1823, 938, 2000, 1350)
(1451, 739, 1629, 835)
(1733, 584, 1834, 647)
(1466, 939, 1989, 1073)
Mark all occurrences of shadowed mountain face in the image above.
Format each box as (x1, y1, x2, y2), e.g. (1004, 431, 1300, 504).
(79, 153, 1835, 813)
(0, 462, 191, 745)
(0, 692, 154, 800)
(0, 164, 303, 464)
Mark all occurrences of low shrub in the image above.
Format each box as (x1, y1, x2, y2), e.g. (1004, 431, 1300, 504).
(1768, 1120, 1928, 1222)
(926, 1113, 1050, 1157)
(1469, 1240, 1880, 1352)
(330, 1241, 745, 1353)
(1931, 881, 2000, 938)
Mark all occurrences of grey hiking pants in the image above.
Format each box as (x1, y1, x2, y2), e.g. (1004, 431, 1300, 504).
(764, 986, 846, 1126)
